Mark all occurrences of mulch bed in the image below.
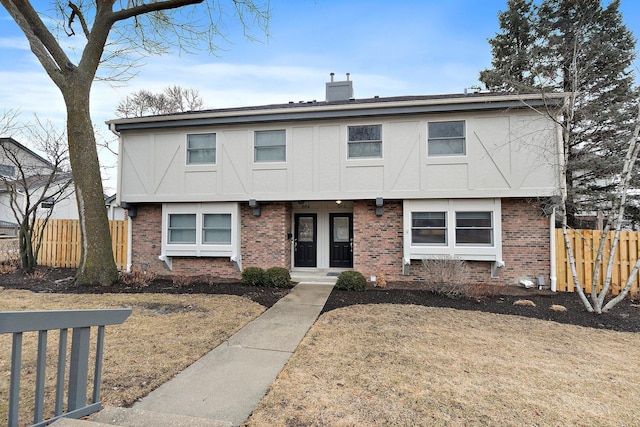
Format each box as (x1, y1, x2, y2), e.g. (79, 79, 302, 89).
(1, 268, 639, 333)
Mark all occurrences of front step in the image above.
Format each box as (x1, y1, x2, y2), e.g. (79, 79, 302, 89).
(290, 269, 343, 285)
(50, 407, 232, 427)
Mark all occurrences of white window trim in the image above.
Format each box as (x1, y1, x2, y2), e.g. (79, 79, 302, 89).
(427, 120, 466, 157)
(254, 129, 287, 163)
(403, 199, 502, 262)
(186, 132, 217, 166)
(161, 202, 240, 259)
(347, 124, 383, 160)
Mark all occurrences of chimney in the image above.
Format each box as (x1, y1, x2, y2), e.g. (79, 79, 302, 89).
(326, 72, 354, 102)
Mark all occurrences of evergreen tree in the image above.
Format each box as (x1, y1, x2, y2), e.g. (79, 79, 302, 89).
(480, 0, 638, 228)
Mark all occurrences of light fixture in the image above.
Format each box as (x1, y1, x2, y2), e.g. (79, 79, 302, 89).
(336, 200, 342, 205)
(375, 197, 384, 216)
(249, 199, 261, 217)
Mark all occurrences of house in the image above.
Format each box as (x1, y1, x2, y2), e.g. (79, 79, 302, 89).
(0, 137, 76, 231)
(108, 77, 564, 287)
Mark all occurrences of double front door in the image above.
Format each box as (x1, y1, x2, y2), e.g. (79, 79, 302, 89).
(294, 212, 353, 268)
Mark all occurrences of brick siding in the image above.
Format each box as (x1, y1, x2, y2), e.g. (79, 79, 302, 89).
(241, 202, 292, 269)
(353, 199, 404, 281)
(129, 198, 549, 286)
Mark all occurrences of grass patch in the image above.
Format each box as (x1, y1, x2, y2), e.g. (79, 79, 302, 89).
(247, 304, 640, 426)
(0, 289, 265, 425)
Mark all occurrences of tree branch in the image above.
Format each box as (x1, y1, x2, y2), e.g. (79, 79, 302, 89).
(109, 0, 204, 24)
(0, 0, 74, 88)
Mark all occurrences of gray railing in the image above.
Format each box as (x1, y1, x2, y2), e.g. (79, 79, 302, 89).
(0, 309, 132, 427)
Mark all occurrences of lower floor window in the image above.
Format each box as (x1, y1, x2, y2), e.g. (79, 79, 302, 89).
(203, 213, 232, 244)
(169, 214, 196, 244)
(404, 199, 502, 261)
(455, 212, 493, 245)
(411, 212, 446, 245)
(163, 202, 238, 258)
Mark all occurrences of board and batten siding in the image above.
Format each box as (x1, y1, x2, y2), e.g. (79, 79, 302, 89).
(117, 110, 560, 203)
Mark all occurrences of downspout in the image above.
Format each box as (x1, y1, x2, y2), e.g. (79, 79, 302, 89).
(550, 208, 557, 292)
(127, 217, 132, 272)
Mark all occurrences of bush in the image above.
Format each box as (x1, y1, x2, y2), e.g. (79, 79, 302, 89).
(335, 270, 367, 291)
(421, 256, 467, 298)
(265, 267, 291, 288)
(242, 267, 265, 286)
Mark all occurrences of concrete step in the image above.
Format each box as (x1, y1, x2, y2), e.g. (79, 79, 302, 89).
(50, 407, 232, 427)
(290, 269, 341, 285)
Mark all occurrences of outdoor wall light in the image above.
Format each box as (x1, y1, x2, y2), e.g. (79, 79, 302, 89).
(336, 200, 342, 205)
(249, 199, 261, 217)
(375, 197, 384, 216)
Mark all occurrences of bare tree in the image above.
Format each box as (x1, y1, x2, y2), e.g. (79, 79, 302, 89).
(0, 118, 73, 273)
(115, 85, 205, 118)
(0, 1, 269, 285)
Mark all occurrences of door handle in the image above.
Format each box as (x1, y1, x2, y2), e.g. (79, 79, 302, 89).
(350, 238, 353, 252)
(294, 239, 298, 251)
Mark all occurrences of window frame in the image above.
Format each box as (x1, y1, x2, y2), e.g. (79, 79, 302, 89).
(168, 213, 197, 244)
(347, 124, 383, 159)
(0, 164, 15, 178)
(254, 129, 287, 163)
(186, 133, 217, 165)
(403, 199, 502, 262)
(427, 120, 466, 157)
(162, 202, 239, 258)
(411, 211, 447, 246)
(202, 213, 232, 245)
(455, 211, 493, 246)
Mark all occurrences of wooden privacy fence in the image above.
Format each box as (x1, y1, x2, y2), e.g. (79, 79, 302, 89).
(35, 219, 128, 270)
(555, 229, 640, 295)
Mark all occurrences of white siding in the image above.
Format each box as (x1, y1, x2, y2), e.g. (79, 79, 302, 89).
(118, 110, 560, 203)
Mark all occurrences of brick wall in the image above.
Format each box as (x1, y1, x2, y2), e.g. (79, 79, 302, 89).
(354, 198, 550, 286)
(130, 204, 240, 279)
(415, 198, 549, 285)
(241, 202, 292, 269)
(130, 198, 549, 286)
(353, 200, 404, 281)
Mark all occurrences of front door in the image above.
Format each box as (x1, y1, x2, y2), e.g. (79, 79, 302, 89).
(330, 213, 353, 268)
(294, 213, 317, 267)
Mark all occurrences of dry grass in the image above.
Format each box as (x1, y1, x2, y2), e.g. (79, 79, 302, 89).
(247, 304, 640, 427)
(0, 289, 265, 426)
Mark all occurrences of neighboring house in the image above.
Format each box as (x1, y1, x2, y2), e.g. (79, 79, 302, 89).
(105, 194, 126, 220)
(108, 77, 564, 286)
(0, 137, 77, 230)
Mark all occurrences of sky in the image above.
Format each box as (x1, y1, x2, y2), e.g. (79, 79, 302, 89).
(1, 0, 640, 193)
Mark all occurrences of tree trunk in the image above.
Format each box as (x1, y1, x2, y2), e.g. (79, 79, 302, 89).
(64, 85, 118, 286)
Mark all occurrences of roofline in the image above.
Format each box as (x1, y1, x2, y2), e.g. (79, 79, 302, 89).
(0, 137, 54, 168)
(107, 92, 567, 132)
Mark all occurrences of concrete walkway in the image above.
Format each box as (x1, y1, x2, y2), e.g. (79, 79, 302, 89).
(124, 282, 334, 426)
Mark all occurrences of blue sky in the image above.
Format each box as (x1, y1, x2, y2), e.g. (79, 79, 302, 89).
(1, 0, 639, 192)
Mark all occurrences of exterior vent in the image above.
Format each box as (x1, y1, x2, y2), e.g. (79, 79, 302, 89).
(326, 72, 354, 102)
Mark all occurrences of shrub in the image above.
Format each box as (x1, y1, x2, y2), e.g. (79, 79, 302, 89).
(421, 256, 468, 298)
(242, 267, 265, 286)
(118, 270, 157, 288)
(265, 267, 291, 288)
(335, 270, 367, 291)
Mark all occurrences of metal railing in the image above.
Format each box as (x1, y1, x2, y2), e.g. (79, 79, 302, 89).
(0, 309, 132, 427)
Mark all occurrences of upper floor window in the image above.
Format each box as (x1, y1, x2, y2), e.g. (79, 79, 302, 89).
(187, 133, 216, 164)
(0, 164, 15, 178)
(428, 121, 465, 156)
(41, 197, 55, 209)
(455, 211, 493, 245)
(255, 130, 286, 162)
(348, 125, 382, 158)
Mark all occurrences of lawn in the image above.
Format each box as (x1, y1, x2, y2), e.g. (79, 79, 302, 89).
(0, 289, 265, 426)
(246, 304, 640, 426)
